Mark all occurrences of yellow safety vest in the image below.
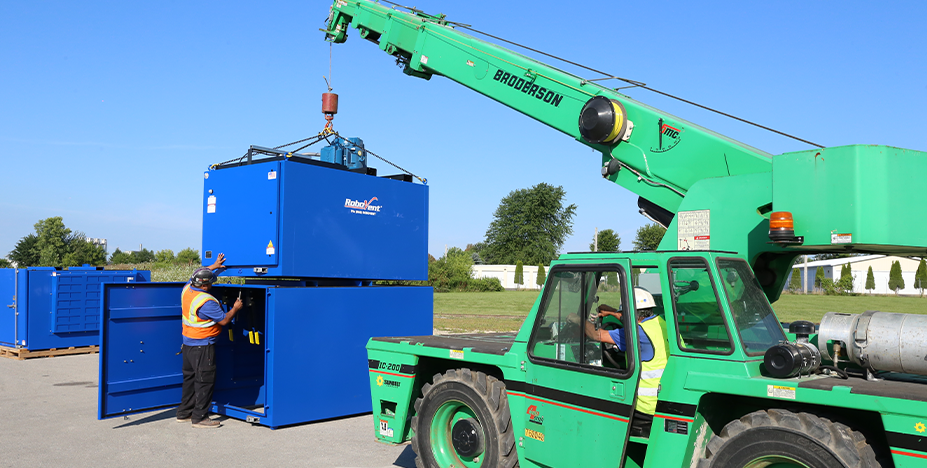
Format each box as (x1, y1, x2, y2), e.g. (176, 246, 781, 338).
(636, 316, 669, 415)
(181, 284, 222, 340)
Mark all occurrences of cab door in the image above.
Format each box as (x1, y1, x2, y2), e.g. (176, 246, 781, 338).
(521, 262, 639, 468)
(98, 283, 185, 419)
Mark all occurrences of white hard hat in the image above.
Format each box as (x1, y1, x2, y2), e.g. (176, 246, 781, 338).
(634, 287, 656, 310)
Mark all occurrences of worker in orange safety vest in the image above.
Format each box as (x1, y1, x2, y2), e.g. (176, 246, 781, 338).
(176, 253, 242, 428)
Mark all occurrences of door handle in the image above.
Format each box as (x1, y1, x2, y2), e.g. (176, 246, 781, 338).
(610, 381, 625, 399)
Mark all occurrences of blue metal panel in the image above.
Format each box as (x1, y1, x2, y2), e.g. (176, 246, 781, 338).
(1, 268, 150, 350)
(98, 283, 433, 427)
(202, 161, 280, 267)
(52, 269, 151, 334)
(0, 269, 15, 346)
(203, 158, 428, 281)
(261, 286, 433, 428)
(99, 282, 186, 419)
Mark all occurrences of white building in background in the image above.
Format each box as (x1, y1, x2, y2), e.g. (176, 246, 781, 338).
(789, 255, 922, 295)
(472, 264, 546, 290)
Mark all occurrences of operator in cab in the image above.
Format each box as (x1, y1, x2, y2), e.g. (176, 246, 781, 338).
(583, 287, 669, 437)
(176, 253, 242, 428)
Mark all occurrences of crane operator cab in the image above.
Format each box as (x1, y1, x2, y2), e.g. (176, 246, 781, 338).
(525, 263, 670, 450)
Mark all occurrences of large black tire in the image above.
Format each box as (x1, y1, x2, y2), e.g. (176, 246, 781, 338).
(411, 368, 518, 468)
(698, 409, 880, 468)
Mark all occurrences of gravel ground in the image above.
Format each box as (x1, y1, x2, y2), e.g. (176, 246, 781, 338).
(0, 353, 415, 468)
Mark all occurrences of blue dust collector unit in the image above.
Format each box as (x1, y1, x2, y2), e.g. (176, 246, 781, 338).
(98, 282, 432, 428)
(1, 267, 150, 350)
(98, 139, 433, 429)
(201, 154, 428, 281)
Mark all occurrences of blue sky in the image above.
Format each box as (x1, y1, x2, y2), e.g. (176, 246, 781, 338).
(1, 1, 924, 260)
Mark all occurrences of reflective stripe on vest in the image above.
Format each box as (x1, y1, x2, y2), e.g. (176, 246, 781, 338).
(181, 284, 221, 339)
(636, 315, 669, 415)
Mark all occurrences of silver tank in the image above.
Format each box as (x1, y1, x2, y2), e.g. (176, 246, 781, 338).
(818, 311, 927, 376)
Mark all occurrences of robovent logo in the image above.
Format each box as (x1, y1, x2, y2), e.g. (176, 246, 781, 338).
(345, 197, 382, 216)
(492, 69, 563, 108)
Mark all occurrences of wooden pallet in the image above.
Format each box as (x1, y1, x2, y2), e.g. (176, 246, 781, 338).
(0, 345, 99, 361)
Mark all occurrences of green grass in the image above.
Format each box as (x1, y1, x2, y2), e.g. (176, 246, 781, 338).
(772, 293, 927, 323)
(433, 290, 927, 332)
(434, 290, 540, 333)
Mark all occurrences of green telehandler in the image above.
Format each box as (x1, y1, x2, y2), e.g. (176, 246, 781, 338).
(325, 2, 927, 467)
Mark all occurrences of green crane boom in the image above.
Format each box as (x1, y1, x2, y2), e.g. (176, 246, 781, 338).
(324, 1, 771, 218)
(325, 1, 927, 302)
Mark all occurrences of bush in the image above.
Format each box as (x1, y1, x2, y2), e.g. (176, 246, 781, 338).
(429, 247, 504, 292)
(822, 275, 855, 296)
(467, 277, 504, 292)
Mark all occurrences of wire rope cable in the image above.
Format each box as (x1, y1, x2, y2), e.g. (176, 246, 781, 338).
(374, 0, 823, 148)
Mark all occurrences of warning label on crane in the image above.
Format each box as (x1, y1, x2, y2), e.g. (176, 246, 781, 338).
(266, 241, 275, 256)
(677, 210, 710, 250)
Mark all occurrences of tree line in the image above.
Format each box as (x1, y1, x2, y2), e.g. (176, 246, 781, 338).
(428, 183, 667, 292)
(2, 217, 200, 268)
(789, 258, 927, 296)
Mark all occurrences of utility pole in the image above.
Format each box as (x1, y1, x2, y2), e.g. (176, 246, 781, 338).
(803, 255, 808, 294)
(594, 227, 598, 252)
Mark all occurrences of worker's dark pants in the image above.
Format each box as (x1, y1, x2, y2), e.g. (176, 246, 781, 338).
(177, 344, 216, 423)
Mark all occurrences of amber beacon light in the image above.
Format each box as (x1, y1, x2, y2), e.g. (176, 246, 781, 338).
(768, 211, 802, 244)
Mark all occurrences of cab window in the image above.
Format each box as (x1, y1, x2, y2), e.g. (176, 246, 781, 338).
(716, 258, 787, 356)
(669, 258, 733, 354)
(528, 267, 631, 374)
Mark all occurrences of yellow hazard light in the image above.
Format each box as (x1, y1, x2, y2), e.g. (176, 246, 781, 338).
(769, 211, 800, 243)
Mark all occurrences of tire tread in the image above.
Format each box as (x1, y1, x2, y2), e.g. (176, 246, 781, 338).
(700, 409, 881, 468)
(411, 368, 519, 468)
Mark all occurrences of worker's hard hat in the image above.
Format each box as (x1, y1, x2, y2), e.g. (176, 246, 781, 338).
(191, 268, 217, 288)
(634, 287, 656, 310)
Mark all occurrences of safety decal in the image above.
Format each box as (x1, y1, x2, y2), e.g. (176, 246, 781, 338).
(524, 428, 545, 442)
(266, 241, 275, 255)
(766, 385, 796, 400)
(379, 419, 394, 438)
(268, 170, 277, 180)
(677, 210, 710, 250)
(831, 233, 852, 244)
(916, 422, 926, 433)
(450, 349, 464, 359)
(420, 55, 428, 65)
(207, 195, 216, 214)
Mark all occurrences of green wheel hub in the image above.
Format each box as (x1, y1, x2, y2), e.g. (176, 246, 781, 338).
(430, 400, 485, 467)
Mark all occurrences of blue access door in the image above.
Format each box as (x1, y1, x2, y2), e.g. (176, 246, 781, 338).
(98, 283, 185, 419)
(202, 161, 280, 268)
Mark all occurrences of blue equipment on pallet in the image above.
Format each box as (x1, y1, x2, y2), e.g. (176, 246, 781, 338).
(98, 137, 433, 428)
(1, 267, 150, 350)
